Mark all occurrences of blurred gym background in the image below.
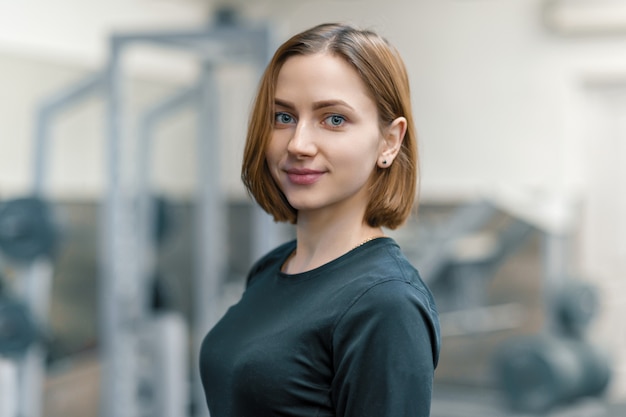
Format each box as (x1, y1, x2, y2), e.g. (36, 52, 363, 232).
(1, 0, 626, 416)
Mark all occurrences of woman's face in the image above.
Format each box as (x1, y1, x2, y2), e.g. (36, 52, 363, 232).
(265, 53, 385, 220)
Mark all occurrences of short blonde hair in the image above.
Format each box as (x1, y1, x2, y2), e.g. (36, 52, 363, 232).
(241, 23, 418, 229)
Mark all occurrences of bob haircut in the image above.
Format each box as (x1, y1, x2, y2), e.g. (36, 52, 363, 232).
(241, 23, 418, 229)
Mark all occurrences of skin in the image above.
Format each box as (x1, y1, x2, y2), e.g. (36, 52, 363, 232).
(265, 53, 407, 274)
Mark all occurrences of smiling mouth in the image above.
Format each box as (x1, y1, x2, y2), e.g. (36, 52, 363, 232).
(286, 170, 324, 185)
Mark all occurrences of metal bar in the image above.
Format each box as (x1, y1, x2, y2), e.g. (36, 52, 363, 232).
(542, 230, 571, 334)
(146, 314, 190, 417)
(250, 26, 282, 263)
(137, 86, 199, 193)
(100, 22, 273, 417)
(136, 86, 199, 315)
(110, 25, 268, 64)
(415, 200, 499, 283)
(32, 73, 104, 195)
(134, 85, 200, 417)
(101, 36, 141, 417)
(492, 219, 535, 263)
(192, 61, 224, 417)
(110, 25, 267, 45)
(0, 358, 17, 417)
(100, 35, 120, 417)
(15, 260, 53, 417)
(25, 70, 103, 417)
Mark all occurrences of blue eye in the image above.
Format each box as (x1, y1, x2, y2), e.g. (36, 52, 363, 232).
(325, 114, 346, 127)
(275, 112, 295, 125)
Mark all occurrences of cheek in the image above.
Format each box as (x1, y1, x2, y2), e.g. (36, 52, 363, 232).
(265, 138, 282, 175)
(341, 132, 382, 166)
(266, 129, 293, 161)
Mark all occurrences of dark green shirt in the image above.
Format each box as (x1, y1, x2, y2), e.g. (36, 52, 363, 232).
(200, 237, 440, 417)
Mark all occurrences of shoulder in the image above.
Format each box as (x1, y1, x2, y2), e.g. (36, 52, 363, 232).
(245, 240, 296, 286)
(338, 275, 438, 332)
(348, 239, 435, 305)
(337, 277, 441, 367)
(335, 239, 441, 364)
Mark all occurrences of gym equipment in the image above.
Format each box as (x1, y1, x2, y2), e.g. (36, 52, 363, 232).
(553, 280, 599, 338)
(412, 200, 499, 283)
(0, 201, 56, 417)
(493, 278, 609, 413)
(0, 276, 42, 358)
(441, 216, 533, 312)
(0, 32, 101, 417)
(494, 334, 611, 413)
(417, 200, 535, 335)
(486, 190, 611, 414)
(0, 297, 40, 357)
(21, 10, 278, 416)
(150, 195, 174, 247)
(0, 249, 55, 417)
(0, 197, 59, 263)
(0, 358, 17, 417)
(415, 192, 611, 413)
(97, 10, 278, 417)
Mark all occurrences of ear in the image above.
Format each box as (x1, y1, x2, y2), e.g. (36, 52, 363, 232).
(377, 117, 407, 168)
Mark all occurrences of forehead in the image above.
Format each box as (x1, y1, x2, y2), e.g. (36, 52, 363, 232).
(274, 53, 374, 106)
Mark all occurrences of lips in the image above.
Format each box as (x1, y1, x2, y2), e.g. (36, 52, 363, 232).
(285, 168, 325, 185)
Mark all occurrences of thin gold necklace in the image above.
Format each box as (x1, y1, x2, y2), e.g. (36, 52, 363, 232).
(353, 235, 384, 249)
(282, 235, 384, 273)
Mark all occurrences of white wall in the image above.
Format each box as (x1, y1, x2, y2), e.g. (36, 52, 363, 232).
(578, 83, 626, 399)
(0, 0, 257, 200)
(0, 0, 211, 65)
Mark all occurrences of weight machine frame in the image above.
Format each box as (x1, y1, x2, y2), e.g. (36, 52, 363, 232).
(0, 72, 105, 417)
(2, 15, 281, 417)
(102, 20, 280, 417)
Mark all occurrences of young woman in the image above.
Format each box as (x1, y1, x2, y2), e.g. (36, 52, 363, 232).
(200, 22, 440, 417)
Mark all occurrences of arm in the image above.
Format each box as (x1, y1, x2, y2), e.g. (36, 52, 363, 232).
(331, 280, 438, 417)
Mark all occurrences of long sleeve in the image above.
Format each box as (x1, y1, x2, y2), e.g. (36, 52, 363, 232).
(331, 279, 438, 417)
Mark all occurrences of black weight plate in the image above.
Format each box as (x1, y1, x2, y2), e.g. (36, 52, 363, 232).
(0, 197, 59, 262)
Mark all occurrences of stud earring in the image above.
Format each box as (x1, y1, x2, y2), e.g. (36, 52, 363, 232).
(382, 160, 387, 165)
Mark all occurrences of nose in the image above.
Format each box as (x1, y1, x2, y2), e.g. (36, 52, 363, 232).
(287, 121, 317, 158)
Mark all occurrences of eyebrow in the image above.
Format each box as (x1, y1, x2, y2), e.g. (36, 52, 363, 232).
(274, 98, 355, 111)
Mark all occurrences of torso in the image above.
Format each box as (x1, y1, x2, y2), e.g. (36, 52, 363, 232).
(199, 237, 440, 417)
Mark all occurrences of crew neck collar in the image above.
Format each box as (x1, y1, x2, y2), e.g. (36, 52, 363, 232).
(277, 236, 393, 280)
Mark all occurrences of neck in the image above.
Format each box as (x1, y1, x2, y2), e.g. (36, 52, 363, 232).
(284, 210, 384, 274)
